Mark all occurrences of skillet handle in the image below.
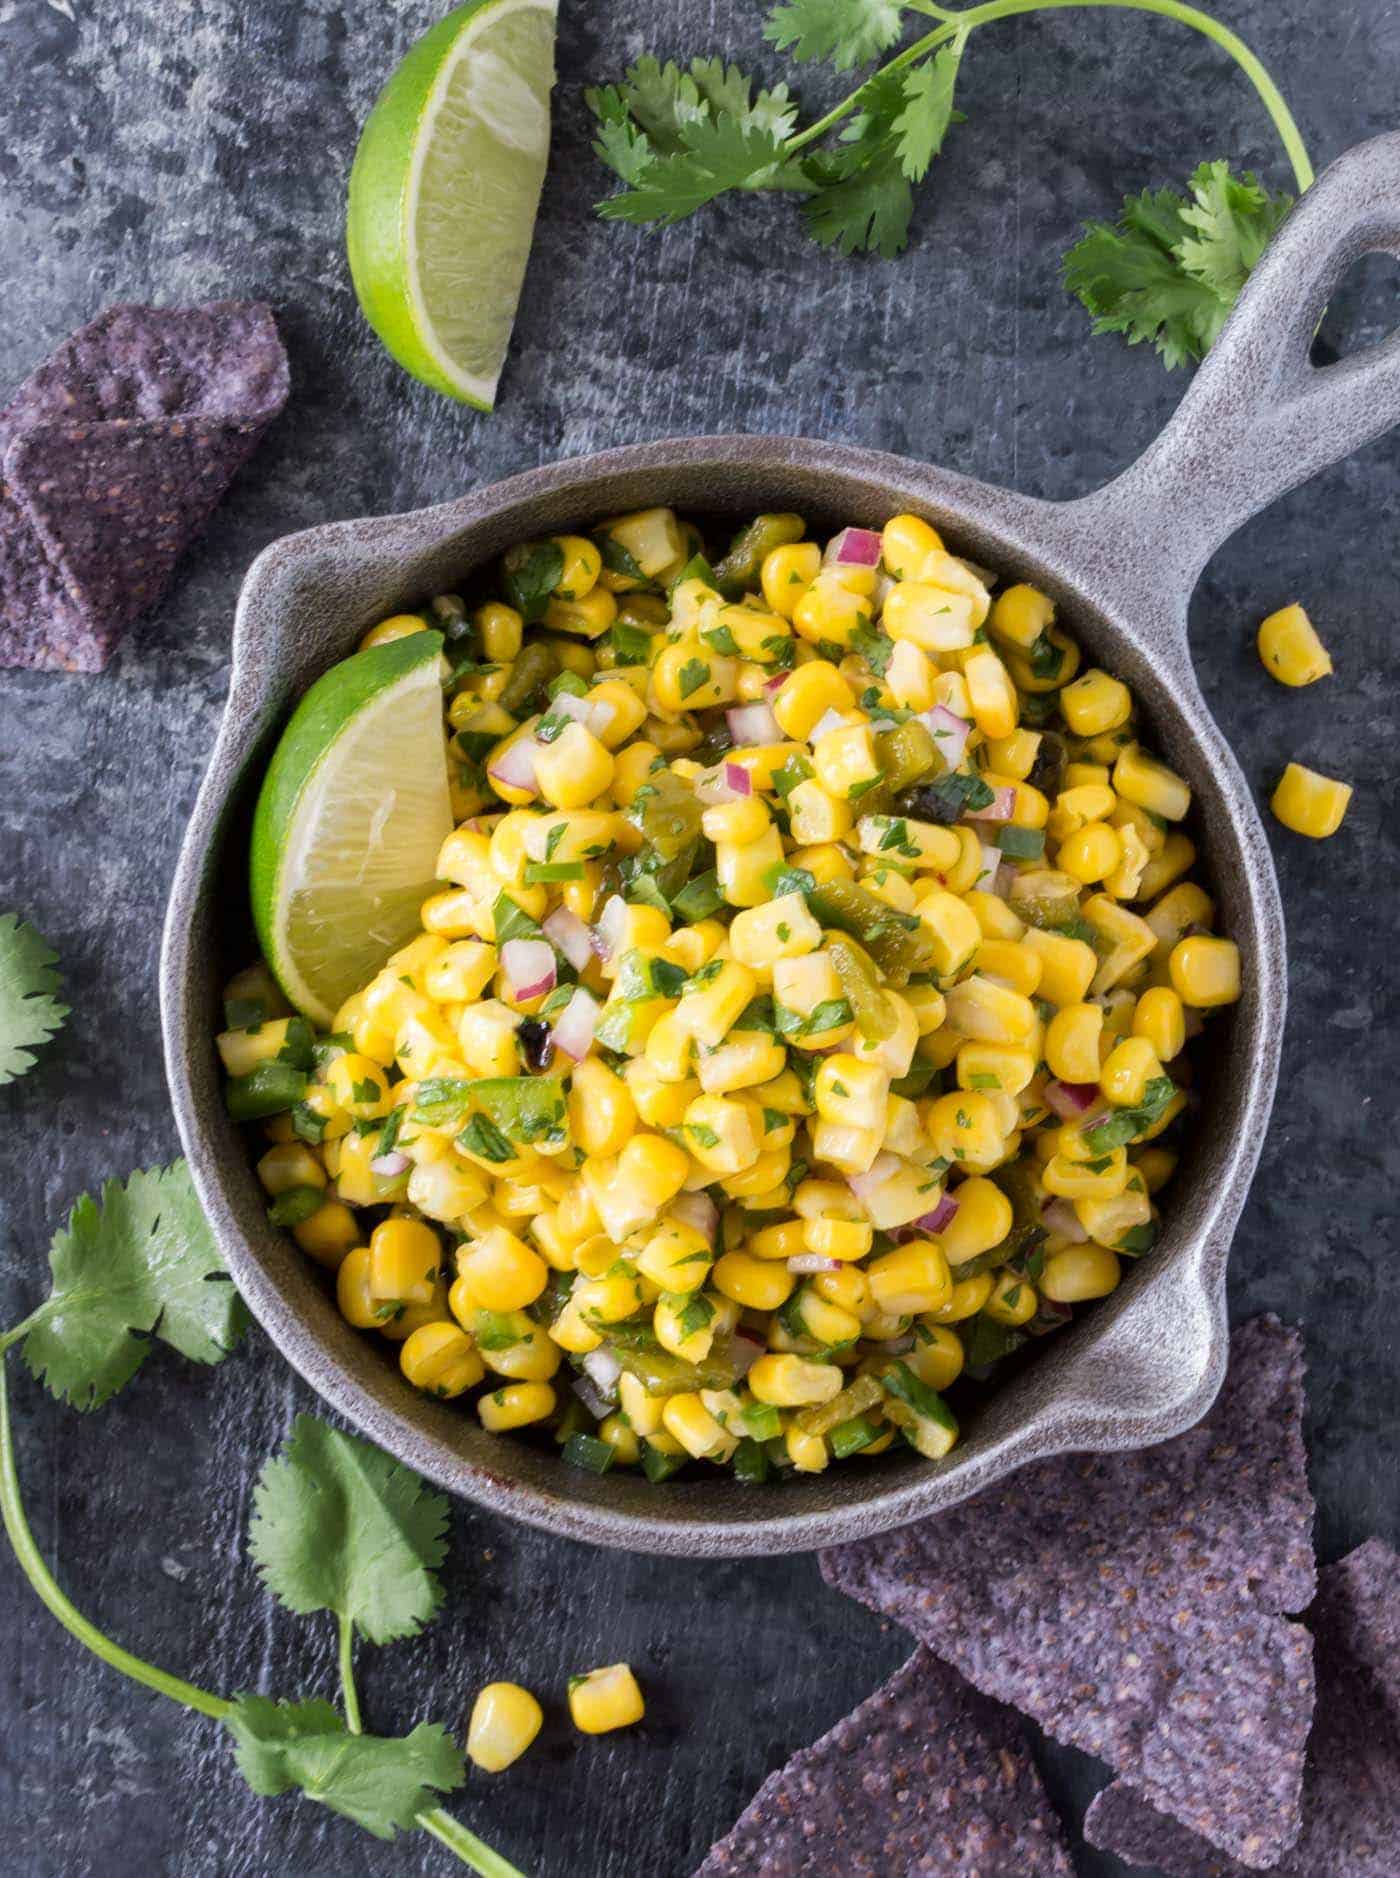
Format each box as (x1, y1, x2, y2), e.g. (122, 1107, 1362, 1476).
(1074, 131, 1400, 598)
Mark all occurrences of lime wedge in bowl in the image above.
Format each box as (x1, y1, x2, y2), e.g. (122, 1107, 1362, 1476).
(347, 0, 558, 410)
(250, 630, 453, 1027)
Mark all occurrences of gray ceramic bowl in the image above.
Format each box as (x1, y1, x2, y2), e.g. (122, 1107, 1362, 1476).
(163, 134, 1400, 1555)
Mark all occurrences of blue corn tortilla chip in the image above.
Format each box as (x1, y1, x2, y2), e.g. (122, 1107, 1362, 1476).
(1085, 1539, 1400, 1877)
(0, 302, 287, 671)
(821, 1317, 1315, 1869)
(693, 1647, 1074, 1877)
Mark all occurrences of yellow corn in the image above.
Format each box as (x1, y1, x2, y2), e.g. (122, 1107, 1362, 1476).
(1271, 762, 1352, 838)
(1257, 603, 1332, 687)
(467, 1681, 544, 1772)
(568, 1664, 645, 1735)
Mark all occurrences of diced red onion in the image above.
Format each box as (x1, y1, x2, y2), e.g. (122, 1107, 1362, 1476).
(883, 1333, 915, 1355)
(694, 765, 742, 806)
(1041, 1197, 1088, 1242)
(764, 670, 788, 694)
(543, 907, 593, 971)
(551, 692, 614, 740)
(1044, 1079, 1101, 1121)
(582, 1346, 622, 1395)
(501, 938, 556, 1002)
(551, 986, 599, 1061)
(723, 760, 753, 797)
(965, 784, 1016, 823)
(727, 1328, 764, 1377)
(670, 1190, 719, 1240)
(787, 1253, 841, 1273)
(369, 1150, 410, 1177)
(918, 704, 971, 771)
(572, 1374, 614, 1421)
(487, 734, 540, 794)
(848, 1152, 901, 1207)
(593, 894, 628, 960)
(809, 706, 851, 744)
(726, 702, 780, 746)
(823, 527, 883, 569)
(916, 1191, 959, 1234)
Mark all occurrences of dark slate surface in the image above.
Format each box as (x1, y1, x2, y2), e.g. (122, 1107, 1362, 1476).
(1, 2, 1397, 1874)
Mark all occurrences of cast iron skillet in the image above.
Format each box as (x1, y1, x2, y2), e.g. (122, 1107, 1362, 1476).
(163, 133, 1400, 1556)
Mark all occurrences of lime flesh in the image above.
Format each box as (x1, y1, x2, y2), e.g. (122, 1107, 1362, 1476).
(250, 631, 453, 1027)
(346, 0, 557, 409)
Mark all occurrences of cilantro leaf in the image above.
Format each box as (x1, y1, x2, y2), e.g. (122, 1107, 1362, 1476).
(249, 1415, 449, 1644)
(0, 914, 68, 1085)
(892, 41, 965, 182)
(224, 1696, 463, 1841)
(1063, 162, 1292, 368)
(22, 1162, 248, 1410)
(800, 67, 915, 257)
(598, 114, 789, 227)
(764, 0, 910, 71)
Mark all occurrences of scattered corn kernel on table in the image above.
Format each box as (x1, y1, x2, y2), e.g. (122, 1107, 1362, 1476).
(2, 2, 1399, 1875)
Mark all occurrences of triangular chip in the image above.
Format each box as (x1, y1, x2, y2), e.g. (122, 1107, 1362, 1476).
(1085, 1540, 1400, 1877)
(0, 302, 286, 671)
(821, 1317, 1315, 1868)
(693, 1647, 1074, 1876)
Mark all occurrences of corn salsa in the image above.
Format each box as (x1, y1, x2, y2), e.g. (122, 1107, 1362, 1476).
(220, 506, 1241, 1484)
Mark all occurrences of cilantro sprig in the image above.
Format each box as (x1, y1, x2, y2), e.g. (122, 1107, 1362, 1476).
(0, 913, 68, 1085)
(589, 1, 1313, 362)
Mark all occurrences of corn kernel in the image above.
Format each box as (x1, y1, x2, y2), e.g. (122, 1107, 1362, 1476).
(467, 1681, 544, 1772)
(1041, 1244, 1122, 1302)
(748, 1353, 843, 1407)
(568, 1664, 645, 1735)
(458, 1226, 548, 1312)
(937, 1176, 1012, 1265)
(1045, 1003, 1103, 1084)
(988, 582, 1054, 650)
(399, 1321, 484, 1397)
(881, 513, 944, 579)
(1257, 603, 1332, 687)
(1169, 935, 1242, 1008)
(867, 1240, 952, 1315)
(712, 1250, 796, 1311)
(369, 1218, 442, 1306)
(1113, 745, 1191, 822)
(1270, 762, 1352, 839)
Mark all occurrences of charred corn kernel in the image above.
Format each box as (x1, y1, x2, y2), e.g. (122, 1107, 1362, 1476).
(973, 939, 1041, 999)
(1042, 1147, 1129, 1200)
(814, 1055, 890, 1131)
(712, 1250, 796, 1311)
(1058, 822, 1121, 885)
(568, 1056, 636, 1156)
(698, 1031, 788, 1096)
(369, 1218, 441, 1306)
(963, 650, 1018, 739)
(549, 533, 602, 601)
(257, 1143, 327, 1196)
(458, 1226, 547, 1312)
(882, 513, 944, 578)
(907, 1322, 965, 1390)
(1258, 603, 1332, 687)
(1100, 1036, 1161, 1106)
(772, 660, 855, 739)
(955, 1043, 1036, 1098)
(467, 1681, 544, 1772)
(544, 585, 616, 638)
(1045, 1003, 1103, 1083)
(917, 888, 981, 976)
(294, 1199, 359, 1269)
(761, 541, 823, 617)
(943, 975, 1035, 1046)
(926, 1090, 1004, 1168)
(984, 1268, 1039, 1326)
(337, 1246, 386, 1328)
(474, 601, 523, 661)
(802, 1216, 874, 1261)
(1060, 669, 1132, 737)
(749, 1353, 843, 1408)
(937, 1177, 1013, 1265)
(1042, 1244, 1122, 1302)
(568, 1663, 645, 1735)
(928, 1268, 994, 1322)
(1170, 935, 1242, 1007)
(1113, 745, 1190, 822)
(1271, 762, 1352, 838)
(400, 1321, 484, 1397)
(359, 612, 428, 650)
(661, 1391, 731, 1458)
(532, 720, 615, 809)
(716, 823, 786, 908)
(867, 1240, 952, 1315)
(987, 582, 1054, 650)
(811, 722, 881, 798)
(785, 1426, 829, 1473)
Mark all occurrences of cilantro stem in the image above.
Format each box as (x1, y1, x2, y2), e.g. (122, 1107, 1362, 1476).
(419, 1809, 530, 1878)
(337, 1611, 363, 1734)
(782, 0, 1313, 191)
(0, 1298, 60, 1357)
(0, 1363, 232, 1723)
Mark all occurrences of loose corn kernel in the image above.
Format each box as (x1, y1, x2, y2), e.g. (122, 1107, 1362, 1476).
(955, 1042, 1036, 1098)
(661, 1391, 732, 1458)
(748, 1353, 843, 1407)
(716, 823, 786, 907)
(467, 1681, 544, 1772)
(698, 1031, 788, 1096)
(907, 1323, 965, 1390)
(257, 1142, 327, 1197)
(811, 722, 881, 798)
(1042, 1244, 1122, 1302)
(475, 601, 524, 661)
(814, 1054, 891, 1132)
(568, 1664, 645, 1735)
(927, 1269, 994, 1322)
(793, 568, 877, 649)
(1169, 935, 1242, 1008)
(702, 794, 772, 845)
(1270, 762, 1352, 839)
(942, 975, 1036, 1046)
(802, 1216, 873, 1262)
(533, 720, 615, 809)
(550, 534, 603, 601)
(963, 649, 1018, 739)
(1042, 1148, 1130, 1200)
(637, 1219, 713, 1290)
(1257, 603, 1332, 687)
(973, 939, 1042, 999)
(337, 1246, 386, 1329)
(925, 1091, 1006, 1170)
(400, 1321, 485, 1397)
(916, 888, 981, 976)
(544, 585, 617, 638)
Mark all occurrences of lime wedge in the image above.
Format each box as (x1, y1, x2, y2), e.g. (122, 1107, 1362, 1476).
(346, 0, 557, 410)
(250, 631, 453, 1028)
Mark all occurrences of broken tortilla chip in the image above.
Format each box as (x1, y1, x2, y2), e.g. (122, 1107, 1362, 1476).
(821, 1317, 1315, 1869)
(693, 1646, 1074, 1877)
(1085, 1539, 1400, 1877)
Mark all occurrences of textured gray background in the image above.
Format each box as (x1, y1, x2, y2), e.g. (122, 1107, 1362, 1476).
(1, 1, 1397, 1874)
